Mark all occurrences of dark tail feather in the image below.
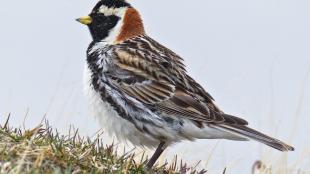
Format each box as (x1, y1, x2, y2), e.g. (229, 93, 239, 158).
(215, 124, 294, 151)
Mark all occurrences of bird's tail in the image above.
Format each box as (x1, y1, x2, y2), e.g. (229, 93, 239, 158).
(214, 124, 294, 151)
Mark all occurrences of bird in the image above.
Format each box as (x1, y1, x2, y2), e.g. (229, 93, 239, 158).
(77, 0, 294, 169)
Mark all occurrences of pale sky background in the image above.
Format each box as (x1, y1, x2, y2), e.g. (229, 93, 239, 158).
(0, 0, 310, 173)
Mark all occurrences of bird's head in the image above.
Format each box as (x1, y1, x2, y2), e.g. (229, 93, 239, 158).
(77, 0, 145, 43)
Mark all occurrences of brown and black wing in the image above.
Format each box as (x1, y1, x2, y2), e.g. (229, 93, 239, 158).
(109, 36, 247, 125)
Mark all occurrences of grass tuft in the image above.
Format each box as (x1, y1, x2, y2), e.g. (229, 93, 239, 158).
(0, 117, 207, 174)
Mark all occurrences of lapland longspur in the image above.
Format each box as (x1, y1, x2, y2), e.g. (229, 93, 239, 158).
(77, 0, 294, 168)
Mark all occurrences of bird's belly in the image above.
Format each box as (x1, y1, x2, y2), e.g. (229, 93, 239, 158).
(83, 65, 160, 148)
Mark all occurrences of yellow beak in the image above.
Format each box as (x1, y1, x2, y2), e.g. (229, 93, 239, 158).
(76, 16, 92, 25)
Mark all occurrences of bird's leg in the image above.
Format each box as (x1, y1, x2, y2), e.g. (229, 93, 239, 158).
(146, 142, 166, 169)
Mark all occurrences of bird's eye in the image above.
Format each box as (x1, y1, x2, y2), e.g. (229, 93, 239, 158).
(96, 14, 107, 22)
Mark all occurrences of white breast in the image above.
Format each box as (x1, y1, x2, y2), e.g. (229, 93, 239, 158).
(83, 65, 160, 147)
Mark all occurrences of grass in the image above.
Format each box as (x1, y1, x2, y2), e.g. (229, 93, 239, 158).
(0, 116, 207, 174)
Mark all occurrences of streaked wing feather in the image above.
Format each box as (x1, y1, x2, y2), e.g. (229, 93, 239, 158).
(156, 102, 224, 123)
(115, 50, 174, 83)
(110, 79, 175, 104)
